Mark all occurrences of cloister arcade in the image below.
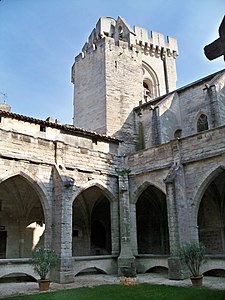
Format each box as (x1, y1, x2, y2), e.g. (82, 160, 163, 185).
(72, 186, 112, 256)
(198, 169, 225, 255)
(136, 185, 169, 255)
(1, 167, 225, 280)
(0, 174, 46, 259)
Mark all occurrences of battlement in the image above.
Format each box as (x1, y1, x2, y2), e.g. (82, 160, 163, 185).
(80, 16, 178, 57)
(73, 15, 179, 147)
(134, 26, 178, 55)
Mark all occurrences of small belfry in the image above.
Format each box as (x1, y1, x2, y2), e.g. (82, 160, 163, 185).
(0, 92, 11, 112)
(71, 16, 178, 151)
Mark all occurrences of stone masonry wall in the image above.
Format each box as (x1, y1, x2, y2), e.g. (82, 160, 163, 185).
(127, 124, 225, 252)
(105, 38, 142, 153)
(73, 38, 107, 134)
(0, 119, 120, 261)
(134, 70, 225, 149)
(72, 17, 178, 154)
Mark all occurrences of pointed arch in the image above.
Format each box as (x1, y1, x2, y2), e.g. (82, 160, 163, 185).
(196, 113, 209, 132)
(0, 168, 52, 258)
(193, 166, 225, 254)
(131, 181, 165, 204)
(0, 169, 51, 222)
(72, 180, 117, 205)
(142, 61, 160, 99)
(134, 181, 169, 255)
(192, 166, 225, 224)
(72, 180, 115, 256)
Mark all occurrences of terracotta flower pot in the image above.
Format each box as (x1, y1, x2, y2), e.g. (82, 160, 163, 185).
(120, 276, 137, 285)
(38, 279, 51, 291)
(190, 275, 203, 287)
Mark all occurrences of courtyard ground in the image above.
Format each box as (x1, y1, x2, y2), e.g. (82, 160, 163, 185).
(0, 273, 225, 298)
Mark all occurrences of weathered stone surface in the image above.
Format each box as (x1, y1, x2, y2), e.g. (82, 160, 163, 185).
(1, 16, 225, 283)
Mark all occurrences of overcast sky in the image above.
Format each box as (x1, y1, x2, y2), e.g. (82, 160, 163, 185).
(0, 0, 224, 124)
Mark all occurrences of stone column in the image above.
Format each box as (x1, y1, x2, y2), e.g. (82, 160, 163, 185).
(204, 84, 221, 128)
(164, 162, 191, 279)
(130, 202, 138, 256)
(165, 180, 183, 279)
(111, 200, 120, 255)
(19, 221, 26, 258)
(116, 168, 136, 277)
(161, 49, 178, 93)
(52, 165, 74, 283)
(151, 106, 161, 146)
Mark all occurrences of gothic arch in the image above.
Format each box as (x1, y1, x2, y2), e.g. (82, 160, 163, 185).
(192, 166, 225, 224)
(195, 111, 209, 133)
(0, 169, 51, 224)
(131, 181, 165, 204)
(0, 169, 51, 258)
(72, 180, 117, 204)
(197, 114, 209, 132)
(72, 181, 114, 256)
(193, 165, 225, 254)
(142, 61, 160, 99)
(134, 181, 169, 255)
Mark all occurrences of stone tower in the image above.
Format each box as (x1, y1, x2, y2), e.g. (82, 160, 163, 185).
(72, 16, 178, 153)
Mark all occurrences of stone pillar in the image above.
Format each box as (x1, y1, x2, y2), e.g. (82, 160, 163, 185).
(19, 221, 26, 258)
(52, 165, 74, 283)
(204, 84, 221, 128)
(151, 106, 161, 146)
(130, 202, 138, 256)
(164, 162, 191, 279)
(161, 50, 178, 93)
(116, 168, 136, 277)
(165, 181, 184, 279)
(111, 200, 120, 255)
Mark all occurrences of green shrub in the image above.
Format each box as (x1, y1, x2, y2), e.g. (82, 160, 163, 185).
(32, 247, 58, 280)
(179, 241, 206, 277)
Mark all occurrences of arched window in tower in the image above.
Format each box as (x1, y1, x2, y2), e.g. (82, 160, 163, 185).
(142, 62, 159, 100)
(143, 80, 153, 102)
(197, 114, 209, 132)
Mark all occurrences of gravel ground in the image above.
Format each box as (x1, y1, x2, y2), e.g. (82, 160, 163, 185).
(0, 274, 225, 298)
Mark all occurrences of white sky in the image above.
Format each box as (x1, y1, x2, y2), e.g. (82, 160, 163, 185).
(0, 0, 224, 124)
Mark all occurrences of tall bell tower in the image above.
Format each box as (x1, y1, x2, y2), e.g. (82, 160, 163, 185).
(71, 16, 178, 153)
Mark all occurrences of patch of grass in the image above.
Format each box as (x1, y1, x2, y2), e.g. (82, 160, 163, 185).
(2, 284, 225, 300)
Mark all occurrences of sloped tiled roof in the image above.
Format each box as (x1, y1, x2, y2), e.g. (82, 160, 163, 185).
(0, 110, 120, 144)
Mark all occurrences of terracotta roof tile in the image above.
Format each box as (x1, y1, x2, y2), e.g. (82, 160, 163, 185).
(0, 110, 119, 143)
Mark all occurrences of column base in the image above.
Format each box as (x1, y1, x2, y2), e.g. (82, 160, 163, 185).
(168, 256, 188, 280)
(118, 256, 136, 278)
(52, 257, 75, 283)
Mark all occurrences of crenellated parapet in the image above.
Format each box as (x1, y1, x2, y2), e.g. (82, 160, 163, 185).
(134, 26, 178, 58)
(72, 15, 179, 139)
(79, 16, 178, 59)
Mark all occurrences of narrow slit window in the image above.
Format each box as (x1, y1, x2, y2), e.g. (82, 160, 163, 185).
(197, 114, 208, 132)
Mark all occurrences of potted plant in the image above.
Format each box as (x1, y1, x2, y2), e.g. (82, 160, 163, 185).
(179, 241, 206, 287)
(32, 246, 58, 291)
